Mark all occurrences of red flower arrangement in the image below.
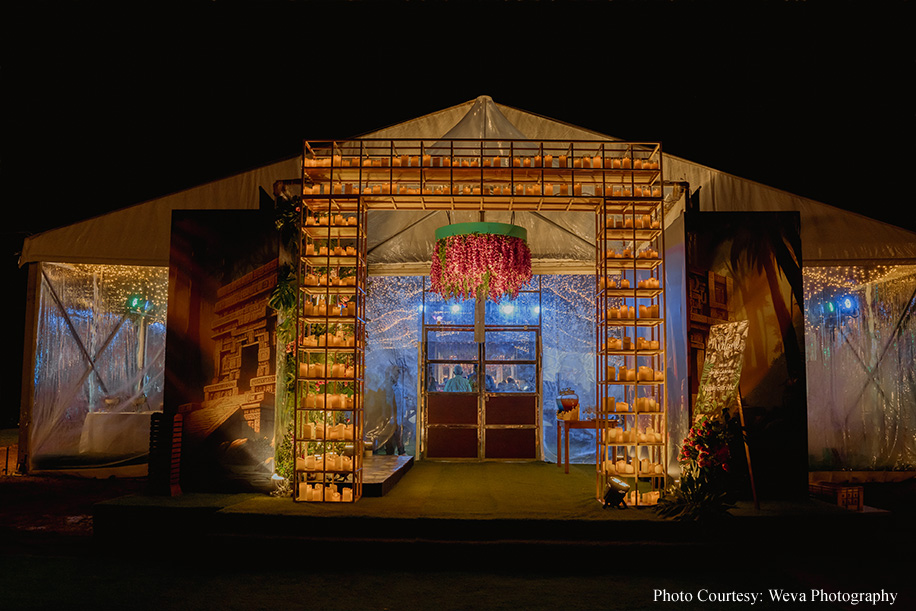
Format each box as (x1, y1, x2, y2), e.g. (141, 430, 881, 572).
(429, 230, 532, 303)
(678, 414, 731, 472)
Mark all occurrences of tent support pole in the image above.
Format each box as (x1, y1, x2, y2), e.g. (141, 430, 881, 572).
(17, 263, 40, 474)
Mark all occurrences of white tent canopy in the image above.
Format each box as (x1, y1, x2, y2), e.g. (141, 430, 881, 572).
(20, 95, 916, 269)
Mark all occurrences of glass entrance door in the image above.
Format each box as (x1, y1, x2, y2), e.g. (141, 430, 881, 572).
(421, 279, 542, 460)
(423, 328, 480, 458)
(481, 329, 539, 459)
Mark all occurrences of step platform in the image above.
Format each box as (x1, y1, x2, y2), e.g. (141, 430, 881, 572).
(363, 453, 413, 497)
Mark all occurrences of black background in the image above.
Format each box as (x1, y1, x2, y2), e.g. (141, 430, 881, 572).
(3, 0, 914, 426)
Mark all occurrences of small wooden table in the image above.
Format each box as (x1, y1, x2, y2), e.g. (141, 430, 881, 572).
(556, 419, 598, 474)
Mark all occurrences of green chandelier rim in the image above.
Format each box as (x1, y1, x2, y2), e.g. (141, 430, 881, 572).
(434, 222, 527, 242)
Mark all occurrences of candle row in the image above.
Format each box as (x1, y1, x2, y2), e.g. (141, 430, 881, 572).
(600, 277, 661, 291)
(299, 362, 356, 379)
(604, 397, 662, 413)
(625, 490, 662, 505)
(606, 337, 661, 351)
(299, 483, 354, 503)
(303, 182, 662, 198)
(300, 332, 356, 348)
(305, 154, 660, 170)
(301, 393, 356, 410)
(296, 452, 355, 472)
(304, 214, 359, 226)
(637, 278, 661, 289)
(607, 214, 662, 229)
(302, 301, 357, 318)
(303, 244, 358, 257)
(604, 248, 660, 260)
(299, 419, 355, 437)
(603, 458, 666, 475)
(607, 365, 664, 382)
(302, 274, 358, 288)
(601, 427, 664, 444)
(606, 304, 661, 319)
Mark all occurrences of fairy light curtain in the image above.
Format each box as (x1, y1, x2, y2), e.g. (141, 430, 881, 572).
(363, 274, 596, 463)
(29, 262, 167, 469)
(804, 265, 916, 471)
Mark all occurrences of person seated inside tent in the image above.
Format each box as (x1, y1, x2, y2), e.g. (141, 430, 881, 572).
(469, 364, 496, 392)
(444, 365, 472, 392)
(497, 377, 520, 392)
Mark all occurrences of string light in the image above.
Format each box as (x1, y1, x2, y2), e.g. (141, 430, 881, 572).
(43, 263, 169, 323)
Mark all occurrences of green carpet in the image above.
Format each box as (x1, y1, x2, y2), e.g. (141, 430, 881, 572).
(218, 461, 663, 522)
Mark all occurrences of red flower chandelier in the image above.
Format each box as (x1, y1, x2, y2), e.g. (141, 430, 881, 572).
(429, 222, 532, 303)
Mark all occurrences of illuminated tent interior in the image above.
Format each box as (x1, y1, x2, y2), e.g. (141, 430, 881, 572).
(18, 96, 916, 479)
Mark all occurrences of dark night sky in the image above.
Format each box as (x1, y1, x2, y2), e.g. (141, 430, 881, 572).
(1, 1, 914, 424)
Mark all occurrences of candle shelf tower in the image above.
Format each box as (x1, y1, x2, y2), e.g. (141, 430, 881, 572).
(594, 144, 668, 507)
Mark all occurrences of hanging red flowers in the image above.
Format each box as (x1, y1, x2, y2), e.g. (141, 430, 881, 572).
(429, 222, 532, 303)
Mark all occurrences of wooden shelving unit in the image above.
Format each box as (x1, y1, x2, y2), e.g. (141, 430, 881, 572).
(294, 192, 367, 502)
(594, 149, 668, 507)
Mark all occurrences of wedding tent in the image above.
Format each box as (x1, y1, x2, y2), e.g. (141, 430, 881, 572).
(18, 96, 916, 475)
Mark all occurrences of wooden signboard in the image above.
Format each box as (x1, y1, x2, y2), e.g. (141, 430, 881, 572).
(694, 320, 757, 508)
(694, 320, 749, 419)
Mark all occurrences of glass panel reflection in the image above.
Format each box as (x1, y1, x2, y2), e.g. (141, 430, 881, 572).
(426, 330, 477, 362)
(485, 330, 537, 361)
(486, 363, 537, 393)
(423, 291, 475, 326)
(484, 291, 541, 326)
